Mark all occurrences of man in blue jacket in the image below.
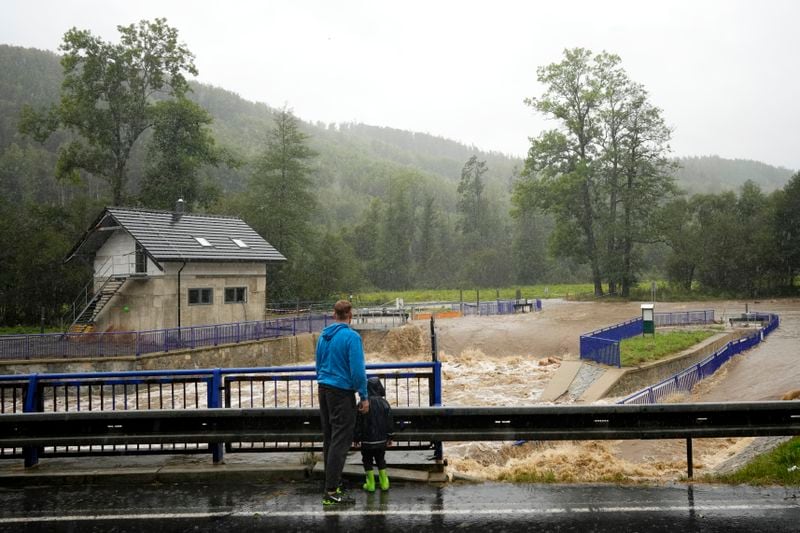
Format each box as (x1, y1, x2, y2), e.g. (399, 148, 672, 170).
(316, 299, 369, 506)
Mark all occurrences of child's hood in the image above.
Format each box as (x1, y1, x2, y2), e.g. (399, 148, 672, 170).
(367, 376, 385, 397)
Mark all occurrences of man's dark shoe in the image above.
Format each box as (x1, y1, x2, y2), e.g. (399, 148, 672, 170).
(322, 488, 356, 506)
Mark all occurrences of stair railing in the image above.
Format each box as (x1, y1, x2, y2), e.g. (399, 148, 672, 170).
(61, 257, 125, 332)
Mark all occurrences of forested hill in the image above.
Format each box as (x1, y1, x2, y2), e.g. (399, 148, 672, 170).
(674, 156, 794, 194)
(1, 44, 794, 216)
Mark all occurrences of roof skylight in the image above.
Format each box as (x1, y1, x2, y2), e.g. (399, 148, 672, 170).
(231, 238, 249, 248)
(194, 237, 212, 247)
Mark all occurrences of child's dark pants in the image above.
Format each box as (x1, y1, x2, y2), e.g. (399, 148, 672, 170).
(361, 445, 387, 470)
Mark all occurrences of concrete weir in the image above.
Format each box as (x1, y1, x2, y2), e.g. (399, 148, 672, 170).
(541, 329, 752, 403)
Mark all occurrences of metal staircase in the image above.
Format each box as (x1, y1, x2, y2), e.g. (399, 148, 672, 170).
(63, 257, 130, 333)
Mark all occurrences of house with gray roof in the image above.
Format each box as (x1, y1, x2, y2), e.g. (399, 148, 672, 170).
(64, 200, 286, 333)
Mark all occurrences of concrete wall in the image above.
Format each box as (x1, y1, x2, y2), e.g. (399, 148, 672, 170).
(93, 259, 268, 332)
(604, 330, 751, 398)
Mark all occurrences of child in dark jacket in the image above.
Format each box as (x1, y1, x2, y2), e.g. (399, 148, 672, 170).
(354, 376, 394, 492)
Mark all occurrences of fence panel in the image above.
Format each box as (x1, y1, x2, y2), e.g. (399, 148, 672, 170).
(0, 362, 440, 462)
(619, 313, 779, 404)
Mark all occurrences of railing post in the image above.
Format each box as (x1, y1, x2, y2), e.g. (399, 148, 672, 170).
(292, 317, 296, 336)
(23, 374, 40, 467)
(432, 360, 443, 462)
(308, 313, 312, 333)
(208, 369, 224, 464)
(135, 331, 141, 357)
(236, 323, 241, 343)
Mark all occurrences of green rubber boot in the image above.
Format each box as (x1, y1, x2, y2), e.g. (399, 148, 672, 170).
(378, 469, 390, 491)
(363, 470, 375, 492)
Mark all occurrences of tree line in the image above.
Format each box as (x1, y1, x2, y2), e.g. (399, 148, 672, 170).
(1, 21, 798, 327)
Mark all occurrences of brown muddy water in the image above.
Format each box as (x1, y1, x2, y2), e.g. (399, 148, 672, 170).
(378, 299, 800, 484)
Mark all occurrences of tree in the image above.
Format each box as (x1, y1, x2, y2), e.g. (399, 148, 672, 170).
(246, 107, 317, 300)
(518, 48, 675, 296)
(139, 98, 223, 209)
(774, 172, 800, 290)
(457, 155, 487, 238)
(522, 48, 604, 295)
(19, 19, 197, 204)
(247, 107, 317, 255)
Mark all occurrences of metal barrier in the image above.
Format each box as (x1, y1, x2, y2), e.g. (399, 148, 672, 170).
(0, 314, 332, 361)
(454, 299, 542, 316)
(620, 313, 780, 404)
(3, 401, 798, 478)
(580, 310, 717, 367)
(0, 361, 442, 466)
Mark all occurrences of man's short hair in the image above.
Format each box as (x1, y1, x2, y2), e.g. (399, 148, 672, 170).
(334, 300, 352, 320)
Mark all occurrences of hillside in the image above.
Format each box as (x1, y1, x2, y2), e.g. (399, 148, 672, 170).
(1, 44, 794, 217)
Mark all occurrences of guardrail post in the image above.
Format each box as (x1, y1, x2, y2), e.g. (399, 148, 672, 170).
(208, 369, 224, 464)
(308, 313, 312, 333)
(23, 374, 40, 467)
(686, 438, 693, 479)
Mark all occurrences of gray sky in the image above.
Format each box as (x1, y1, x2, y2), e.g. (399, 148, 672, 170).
(2, 0, 799, 170)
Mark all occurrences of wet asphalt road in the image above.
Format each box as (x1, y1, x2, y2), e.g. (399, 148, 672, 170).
(1, 480, 798, 532)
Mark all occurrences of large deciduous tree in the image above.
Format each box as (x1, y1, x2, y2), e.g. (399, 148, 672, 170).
(20, 18, 197, 204)
(517, 48, 675, 296)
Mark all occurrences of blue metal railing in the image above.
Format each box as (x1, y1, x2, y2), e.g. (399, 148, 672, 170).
(0, 314, 328, 361)
(0, 361, 443, 465)
(620, 313, 780, 404)
(580, 310, 717, 367)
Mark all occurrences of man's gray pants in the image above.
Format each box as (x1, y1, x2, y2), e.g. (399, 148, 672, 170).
(318, 384, 356, 491)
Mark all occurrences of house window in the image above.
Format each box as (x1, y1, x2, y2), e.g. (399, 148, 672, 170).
(194, 237, 212, 247)
(224, 287, 247, 304)
(188, 288, 213, 305)
(231, 238, 248, 248)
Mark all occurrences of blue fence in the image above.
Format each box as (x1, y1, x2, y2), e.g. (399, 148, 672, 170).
(0, 361, 443, 465)
(454, 299, 542, 316)
(0, 314, 335, 361)
(620, 313, 779, 404)
(580, 310, 716, 367)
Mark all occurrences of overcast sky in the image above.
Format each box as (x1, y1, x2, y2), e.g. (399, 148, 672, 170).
(2, 0, 798, 170)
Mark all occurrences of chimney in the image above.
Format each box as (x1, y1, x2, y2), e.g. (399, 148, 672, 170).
(172, 198, 185, 222)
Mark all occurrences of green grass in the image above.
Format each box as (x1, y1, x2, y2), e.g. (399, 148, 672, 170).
(709, 437, 800, 486)
(619, 330, 716, 366)
(351, 284, 596, 306)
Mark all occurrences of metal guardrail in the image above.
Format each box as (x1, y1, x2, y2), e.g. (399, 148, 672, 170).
(2, 401, 797, 478)
(0, 362, 443, 466)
